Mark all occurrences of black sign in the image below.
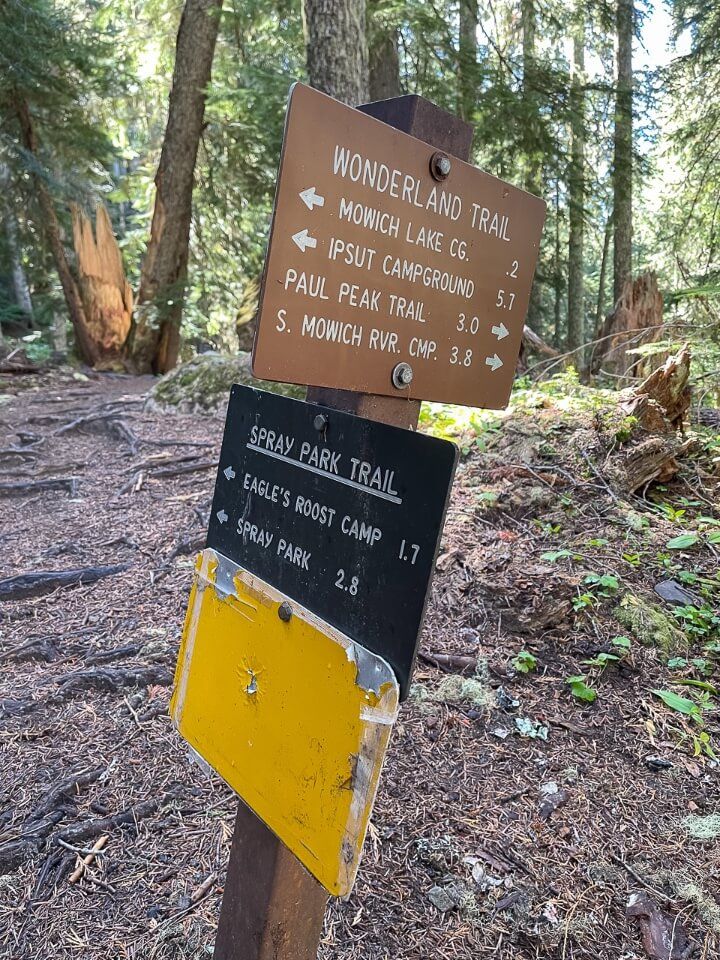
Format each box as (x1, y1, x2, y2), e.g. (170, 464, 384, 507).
(207, 386, 457, 697)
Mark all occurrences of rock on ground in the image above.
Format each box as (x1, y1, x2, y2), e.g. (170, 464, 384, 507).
(146, 351, 305, 414)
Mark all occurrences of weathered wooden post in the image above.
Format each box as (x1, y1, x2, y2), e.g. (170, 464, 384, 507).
(211, 93, 473, 960)
(170, 84, 545, 960)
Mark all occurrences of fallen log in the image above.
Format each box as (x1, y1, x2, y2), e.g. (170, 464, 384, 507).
(0, 477, 80, 497)
(55, 664, 172, 694)
(0, 562, 131, 601)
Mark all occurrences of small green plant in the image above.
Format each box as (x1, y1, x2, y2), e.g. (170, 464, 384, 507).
(582, 652, 620, 669)
(585, 573, 619, 593)
(574, 572, 620, 610)
(667, 532, 700, 550)
(535, 520, 562, 535)
(586, 538, 609, 548)
(566, 675, 597, 702)
(652, 688, 704, 723)
(622, 552, 642, 567)
(541, 549, 574, 563)
(657, 503, 688, 524)
(512, 650, 538, 674)
(672, 604, 720, 640)
(611, 635, 632, 651)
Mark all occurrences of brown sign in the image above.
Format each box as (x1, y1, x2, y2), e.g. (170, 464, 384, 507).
(252, 83, 546, 409)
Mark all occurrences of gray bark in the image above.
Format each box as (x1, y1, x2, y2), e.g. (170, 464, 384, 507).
(567, 11, 585, 357)
(303, 0, 369, 104)
(129, 0, 223, 374)
(613, 0, 633, 302)
(458, 0, 479, 121)
(596, 213, 612, 336)
(368, 1, 401, 101)
(521, 0, 542, 331)
(0, 165, 33, 322)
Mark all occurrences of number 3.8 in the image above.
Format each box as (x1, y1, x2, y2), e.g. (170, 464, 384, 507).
(450, 346, 473, 366)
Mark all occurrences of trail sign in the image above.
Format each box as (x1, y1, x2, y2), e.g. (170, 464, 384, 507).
(171, 549, 399, 897)
(252, 82, 547, 409)
(206, 385, 457, 697)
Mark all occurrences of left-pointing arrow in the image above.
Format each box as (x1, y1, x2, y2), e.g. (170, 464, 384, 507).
(292, 229, 318, 252)
(217, 509, 228, 524)
(224, 466, 235, 480)
(299, 186, 325, 210)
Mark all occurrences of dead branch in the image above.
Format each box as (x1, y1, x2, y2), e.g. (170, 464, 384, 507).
(0, 477, 80, 497)
(55, 664, 172, 695)
(0, 563, 130, 601)
(149, 459, 217, 478)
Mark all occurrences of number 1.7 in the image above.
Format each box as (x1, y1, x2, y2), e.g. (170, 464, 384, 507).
(399, 539, 420, 564)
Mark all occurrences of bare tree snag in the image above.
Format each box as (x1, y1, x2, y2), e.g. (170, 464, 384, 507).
(127, 0, 223, 375)
(71, 204, 132, 364)
(590, 271, 663, 377)
(15, 98, 98, 366)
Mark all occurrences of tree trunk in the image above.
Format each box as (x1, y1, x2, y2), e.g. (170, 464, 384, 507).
(303, 0, 369, 105)
(458, 0, 478, 121)
(14, 98, 98, 366)
(521, 0, 543, 331)
(0, 166, 33, 322)
(595, 212, 612, 336)
(613, 0, 633, 302)
(72, 204, 132, 364)
(567, 9, 585, 359)
(127, 0, 223, 375)
(368, 1, 401, 101)
(52, 309, 68, 361)
(553, 179, 562, 349)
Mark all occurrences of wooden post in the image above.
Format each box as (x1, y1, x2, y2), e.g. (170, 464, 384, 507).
(212, 94, 473, 960)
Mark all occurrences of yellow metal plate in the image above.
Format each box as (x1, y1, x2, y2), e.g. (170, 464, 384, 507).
(170, 548, 399, 897)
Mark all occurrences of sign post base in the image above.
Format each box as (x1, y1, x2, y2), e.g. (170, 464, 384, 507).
(213, 802, 327, 960)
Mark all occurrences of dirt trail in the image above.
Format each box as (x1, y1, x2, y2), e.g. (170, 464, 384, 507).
(0, 370, 718, 960)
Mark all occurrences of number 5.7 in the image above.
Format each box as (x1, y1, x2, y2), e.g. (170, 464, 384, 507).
(496, 289, 516, 310)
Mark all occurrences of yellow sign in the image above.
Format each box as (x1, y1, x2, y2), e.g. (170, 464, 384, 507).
(170, 548, 399, 897)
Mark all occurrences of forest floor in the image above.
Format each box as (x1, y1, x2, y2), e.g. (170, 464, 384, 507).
(0, 367, 719, 960)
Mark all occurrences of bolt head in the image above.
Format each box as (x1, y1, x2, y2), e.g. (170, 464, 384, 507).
(278, 601, 293, 622)
(430, 151, 451, 181)
(391, 362, 414, 389)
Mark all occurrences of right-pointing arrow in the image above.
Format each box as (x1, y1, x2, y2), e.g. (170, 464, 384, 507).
(485, 354, 503, 372)
(216, 509, 228, 524)
(292, 229, 318, 253)
(491, 322, 509, 341)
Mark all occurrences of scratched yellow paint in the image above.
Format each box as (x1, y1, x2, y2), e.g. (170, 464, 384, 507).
(170, 548, 399, 897)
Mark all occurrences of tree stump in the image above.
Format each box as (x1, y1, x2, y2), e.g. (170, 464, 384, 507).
(590, 271, 663, 378)
(603, 344, 694, 493)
